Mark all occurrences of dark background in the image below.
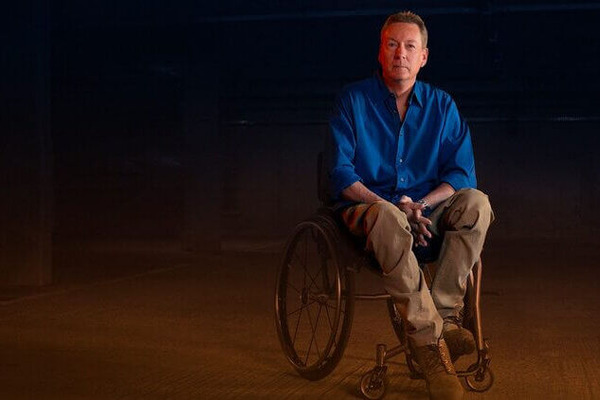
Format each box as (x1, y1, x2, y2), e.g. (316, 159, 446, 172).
(2, 1, 600, 284)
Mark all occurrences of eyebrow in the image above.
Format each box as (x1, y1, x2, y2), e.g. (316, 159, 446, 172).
(385, 38, 418, 44)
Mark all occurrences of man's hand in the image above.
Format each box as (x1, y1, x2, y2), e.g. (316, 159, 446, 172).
(397, 195, 432, 247)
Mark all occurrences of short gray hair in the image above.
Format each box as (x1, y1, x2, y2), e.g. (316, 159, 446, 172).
(381, 11, 428, 48)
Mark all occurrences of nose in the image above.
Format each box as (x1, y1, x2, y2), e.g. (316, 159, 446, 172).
(394, 44, 407, 59)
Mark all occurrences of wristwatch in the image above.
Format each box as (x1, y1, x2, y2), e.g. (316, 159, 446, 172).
(417, 199, 430, 212)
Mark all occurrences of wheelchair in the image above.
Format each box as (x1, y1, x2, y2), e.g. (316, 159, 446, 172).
(274, 158, 494, 399)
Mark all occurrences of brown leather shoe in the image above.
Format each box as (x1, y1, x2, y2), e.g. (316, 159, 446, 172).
(443, 317, 476, 362)
(410, 338, 464, 400)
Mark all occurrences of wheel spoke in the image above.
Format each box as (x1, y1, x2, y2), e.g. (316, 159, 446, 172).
(290, 232, 325, 293)
(303, 305, 315, 365)
(299, 246, 323, 292)
(291, 299, 305, 346)
(289, 250, 304, 270)
(323, 301, 340, 312)
(287, 299, 317, 317)
(303, 301, 323, 365)
(303, 265, 321, 293)
(323, 302, 338, 349)
(290, 236, 320, 291)
(312, 305, 324, 358)
(308, 264, 324, 291)
(285, 272, 301, 295)
(323, 301, 345, 325)
(324, 302, 333, 329)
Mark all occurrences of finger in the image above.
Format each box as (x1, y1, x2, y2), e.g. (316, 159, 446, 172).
(413, 232, 422, 247)
(416, 222, 432, 237)
(410, 202, 424, 210)
(418, 215, 431, 224)
(419, 224, 433, 238)
(411, 208, 423, 223)
(418, 234, 428, 247)
(399, 195, 412, 205)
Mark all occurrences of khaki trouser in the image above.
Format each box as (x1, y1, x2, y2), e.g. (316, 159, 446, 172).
(340, 188, 494, 346)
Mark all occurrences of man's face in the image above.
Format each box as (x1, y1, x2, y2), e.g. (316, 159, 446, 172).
(378, 22, 428, 85)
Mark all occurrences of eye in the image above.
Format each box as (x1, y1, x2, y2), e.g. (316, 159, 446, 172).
(387, 41, 398, 49)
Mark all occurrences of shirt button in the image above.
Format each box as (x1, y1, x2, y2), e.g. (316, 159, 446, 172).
(399, 158, 403, 163)
(400, 178, 405, 182)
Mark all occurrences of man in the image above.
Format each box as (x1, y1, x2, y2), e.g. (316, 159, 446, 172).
(327, 11, 494, 400)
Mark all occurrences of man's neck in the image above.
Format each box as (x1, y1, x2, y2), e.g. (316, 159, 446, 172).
(384, 78, 415, 101)
(382, 78, 416, 121)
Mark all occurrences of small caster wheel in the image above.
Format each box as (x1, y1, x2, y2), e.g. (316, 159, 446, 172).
(465, 367, 494, 392)
(360, 368, 387, 400)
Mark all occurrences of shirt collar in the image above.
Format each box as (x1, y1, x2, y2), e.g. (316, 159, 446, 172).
(373, 71, 424, 108)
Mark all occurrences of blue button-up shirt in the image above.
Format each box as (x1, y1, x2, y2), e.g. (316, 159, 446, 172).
(328, 74, 477, 207)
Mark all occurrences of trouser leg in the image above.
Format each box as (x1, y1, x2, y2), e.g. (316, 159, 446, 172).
(428, 189, 494, 319)
(341, 201, 442, 346)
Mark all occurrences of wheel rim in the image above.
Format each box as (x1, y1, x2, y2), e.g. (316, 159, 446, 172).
(465, 368, 494, 392)
(275, 220, 346, 373)
(360, 371, 386, 400)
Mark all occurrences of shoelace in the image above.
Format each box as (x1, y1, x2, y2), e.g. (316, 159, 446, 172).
(421, 342, 455, 375)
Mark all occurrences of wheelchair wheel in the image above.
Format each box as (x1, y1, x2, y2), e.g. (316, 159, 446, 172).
(465, 366, 494, 392)
(360, 367, 388, 400)
(275, 214, 355, 380)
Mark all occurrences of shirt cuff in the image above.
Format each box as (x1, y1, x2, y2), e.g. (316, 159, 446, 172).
(442, 172, 476, 192)
(331, 169, 362, 200)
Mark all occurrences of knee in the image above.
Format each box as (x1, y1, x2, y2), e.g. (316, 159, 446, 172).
(457, 189, 492, 215)
(364, 201, 414, 261)
(366, 201, 411, 231)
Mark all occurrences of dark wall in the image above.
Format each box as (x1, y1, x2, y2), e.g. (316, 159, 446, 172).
(1, 0, 53, 284)
(47, 2, 600, 245)
(213, 5, 600, 242)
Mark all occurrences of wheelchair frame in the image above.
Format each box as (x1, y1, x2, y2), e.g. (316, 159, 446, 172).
(274, 207, 494, 399)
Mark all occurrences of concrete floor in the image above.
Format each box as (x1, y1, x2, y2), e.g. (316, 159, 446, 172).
(1, 238, 600, 399)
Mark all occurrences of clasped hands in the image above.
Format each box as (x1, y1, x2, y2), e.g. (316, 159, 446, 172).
(397, 195, 432, 247)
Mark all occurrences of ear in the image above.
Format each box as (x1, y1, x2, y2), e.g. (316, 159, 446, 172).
(421, 47, 429, 67)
